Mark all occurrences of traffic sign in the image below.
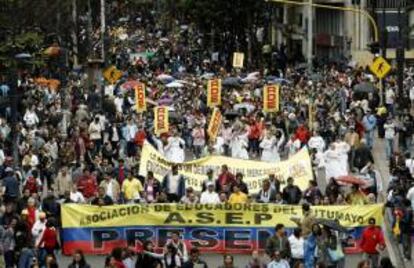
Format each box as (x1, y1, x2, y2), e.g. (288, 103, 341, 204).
(370, 56, 391, 79)
(103, 66, 123, 84)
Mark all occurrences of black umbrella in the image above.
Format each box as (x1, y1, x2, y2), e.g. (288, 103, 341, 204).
(353, 82, 376, 94)
(224, 110, 239, 120)
(314, 218, 349, 233)
(222, 77, 242, 87)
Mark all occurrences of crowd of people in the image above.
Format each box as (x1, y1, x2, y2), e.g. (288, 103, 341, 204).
(0, 4, 413, 268)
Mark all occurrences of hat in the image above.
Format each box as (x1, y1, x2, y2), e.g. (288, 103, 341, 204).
(21, 209, 28, 215)
(39, 212, 46, 219)
(207, 181, 215, 187)
(5, 167, 13, 173)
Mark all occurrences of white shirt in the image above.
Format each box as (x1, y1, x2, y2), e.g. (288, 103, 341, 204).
(70, 191, 85, 203)
(267, 259, 290, 268)
(32, 220, 47, 245)
(406, 159, 414, 175)
(106, 180, 114, 199)
(384, 122, 395, 139)
(23, 111, 39, 126)
(407, 186, 414, 209)
(168, 175, 180, 194)
(288, 234, 304, 259)
(0, 149, 5, 166)
(200, 191, 220, 204)
(386, 89, 395, 104)
(89, 121, 102, 140)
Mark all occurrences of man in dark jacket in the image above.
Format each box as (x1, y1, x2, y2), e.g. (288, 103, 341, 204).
(2, 167, 19, 204)
(353, 140, 374, 171)
(282, 177, 302, 204)
(400, 199, 413, 261)
(162, 165, 186, 202)
(265, 224, 291, 258)
(182, 248, 208, 268)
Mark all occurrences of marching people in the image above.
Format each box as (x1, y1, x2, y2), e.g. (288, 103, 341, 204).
(0, 3, 412, 267)
(360, 218, 385, 268)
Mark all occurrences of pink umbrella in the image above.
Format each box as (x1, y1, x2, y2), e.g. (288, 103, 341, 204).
(335, 175, 368, 186)
(121, 80, 140, 90)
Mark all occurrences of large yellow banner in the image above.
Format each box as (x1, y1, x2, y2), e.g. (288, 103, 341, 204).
(61, 203, 383, 255)
(62, 203, 383, 229)
(139, 142, 313, 193)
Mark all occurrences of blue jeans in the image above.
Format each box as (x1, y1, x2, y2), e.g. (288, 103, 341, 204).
(366, 130, 374, 149)
(304, 235, 316, 268)
(18, 248, 35, 268)
(385, 138, 394, 159)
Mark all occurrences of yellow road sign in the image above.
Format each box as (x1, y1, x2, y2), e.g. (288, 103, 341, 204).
(103, 66, 123, 84)
(370, 56, 391, 79)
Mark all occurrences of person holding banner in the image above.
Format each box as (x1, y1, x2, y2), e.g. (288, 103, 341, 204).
(162, 165, 186, 202)
(260, 127, 284, 162)
(165, 130, 185, 163)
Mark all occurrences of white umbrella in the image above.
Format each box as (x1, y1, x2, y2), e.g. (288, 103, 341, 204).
(166, 81, 184, 88)
(241, 76, 259, 83)
(247, 71, 260, 78)
(200, 73, 215, 80)
(156, 74, 174, 82)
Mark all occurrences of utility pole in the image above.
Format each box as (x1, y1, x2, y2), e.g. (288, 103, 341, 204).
(307, 0, 313, 74)
(396, 1, 405, 100)
(101, 0, 106, 63)
(72, 0, 79, 67)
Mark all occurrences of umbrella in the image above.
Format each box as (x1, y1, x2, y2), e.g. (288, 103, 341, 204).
(335, 175, 368, 186)
(166, 81, 184, 88)
(222, 77, 241, 87)
(15, 53, 32, 59)
(224, 110, 239, 120)
(268, 78, 291, 85)
(310, 73, 324, 82)
(121, 80, 140, 90)
(157, 98, 173, 105)
(200, 73, 215, 80)
(353, 82, 376, 94)
(315, 218, 349, 233)
(234, 103, 256, 113)
(156, 74, 174, 83)
(241, 76, 259, 83)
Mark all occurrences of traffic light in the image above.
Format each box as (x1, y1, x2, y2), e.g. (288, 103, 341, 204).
(368, 42, 380, 54)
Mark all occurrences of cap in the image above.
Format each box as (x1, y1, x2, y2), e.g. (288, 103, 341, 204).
(207, 182, 215, 187)
(21, 209, 28, 215)
(5, 167, 13, 172)
(39, 212, 46, 219)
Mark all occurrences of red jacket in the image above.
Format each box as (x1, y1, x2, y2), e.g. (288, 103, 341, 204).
(360, 226, 385, 254)
(77, 175, 98, 198)
(38, 227, 58, 250)
(134, 130, 146, 147)
(294, 126, 311, 144)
